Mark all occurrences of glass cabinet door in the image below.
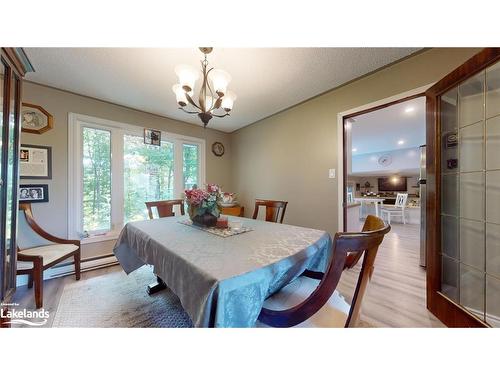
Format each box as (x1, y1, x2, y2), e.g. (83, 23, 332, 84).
(0, 59, 21, 302)
(0, 61, 6, 301)
(439, 59, 500, 327)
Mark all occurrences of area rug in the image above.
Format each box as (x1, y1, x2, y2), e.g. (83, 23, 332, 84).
(52, 266, 194, 328)
(52, 266, 375, 328)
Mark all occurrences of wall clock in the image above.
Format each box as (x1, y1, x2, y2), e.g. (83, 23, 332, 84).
(212, 142, 225, 157)
(378, 154, 392, 167)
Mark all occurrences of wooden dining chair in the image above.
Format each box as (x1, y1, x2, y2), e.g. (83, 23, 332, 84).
(145, 199, 185, 219)
(252, 199, 288, 223)
(16, 203, 81, 309)
(258, 215, 390, 328)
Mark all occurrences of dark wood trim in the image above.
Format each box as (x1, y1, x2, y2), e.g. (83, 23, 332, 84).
(426, 48, 500, 97)
(425, 48, 500, 328)
(0, 306, 11, 328)
(343, 93, 425, 120)
(341, 92, 426, 231)
(1, 48, 34, 77)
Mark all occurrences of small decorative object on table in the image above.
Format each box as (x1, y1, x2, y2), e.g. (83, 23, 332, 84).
(184, 183, 222, 227)
(220, 191, 237, 207)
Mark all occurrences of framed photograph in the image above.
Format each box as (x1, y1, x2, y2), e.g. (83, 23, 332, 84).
(21, 103, 54, 134)
(19, 144, 52, 179)
(19, 184, 49, 203)
(144, 128, 161, 146)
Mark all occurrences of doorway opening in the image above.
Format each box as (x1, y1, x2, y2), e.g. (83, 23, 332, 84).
(336, 93, 442, 327)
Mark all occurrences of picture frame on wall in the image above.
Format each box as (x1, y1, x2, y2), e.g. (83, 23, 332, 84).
(21, 103, 54, 134)
(19, 184, 49, 203)
(144, 128, 161, 146)
(19, 144, 52, 179)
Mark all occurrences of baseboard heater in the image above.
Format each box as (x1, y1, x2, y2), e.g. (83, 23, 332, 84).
(16, 253, 119, 286)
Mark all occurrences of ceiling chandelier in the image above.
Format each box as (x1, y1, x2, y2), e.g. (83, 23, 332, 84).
(172, 47, 236, 128)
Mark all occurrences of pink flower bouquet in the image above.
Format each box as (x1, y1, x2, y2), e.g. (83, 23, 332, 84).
(184, 184, 222, 226)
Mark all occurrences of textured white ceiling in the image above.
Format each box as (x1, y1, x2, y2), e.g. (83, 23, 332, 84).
(24, 48, 421, 132)
(350, 96, 426, 155)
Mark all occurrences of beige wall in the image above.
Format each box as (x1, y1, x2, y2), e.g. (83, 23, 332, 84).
(20, 48, 483, 259)
(21, 82, 232, 257)
(230, 48, 482, 236)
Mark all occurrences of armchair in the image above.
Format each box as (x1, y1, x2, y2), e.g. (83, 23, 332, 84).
(16, 203, 81, 308)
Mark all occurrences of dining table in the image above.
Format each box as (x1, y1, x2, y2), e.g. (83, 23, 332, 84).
(113, 215, 332, 328)
(354, 197, 386, 218)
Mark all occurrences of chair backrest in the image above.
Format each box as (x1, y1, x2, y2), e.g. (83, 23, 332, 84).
(395, 193, 408, 208)
(17, 203, 53, 249)
(258, 215, 390, 328)
(145, 199, 185, 219)
(347, 192, 354, 203)
(252, 199, 288, 223)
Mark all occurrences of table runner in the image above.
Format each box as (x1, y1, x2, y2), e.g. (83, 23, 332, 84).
(113, 215, 332, 327)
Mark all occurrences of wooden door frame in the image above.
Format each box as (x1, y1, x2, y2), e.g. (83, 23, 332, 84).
(426, 48, 500, 328)
(336, 84, 432, 232)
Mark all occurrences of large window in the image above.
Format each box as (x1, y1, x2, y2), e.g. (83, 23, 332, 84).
(82, 127, 112, 232)
(183, 143, 199, 189)
(68, 114, 205, 240)
(124, 135, 174, 222)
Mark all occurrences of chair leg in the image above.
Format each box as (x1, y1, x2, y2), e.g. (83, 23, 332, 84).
(387, 212, 391, 225)
(34, 263, 43, 309)
(28, 274, 33, 289)
(74, 250, 81, 281)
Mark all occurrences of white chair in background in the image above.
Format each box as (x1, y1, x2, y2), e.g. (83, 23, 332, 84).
(347, 192, 354, 204)
(380, 193, 408, 224)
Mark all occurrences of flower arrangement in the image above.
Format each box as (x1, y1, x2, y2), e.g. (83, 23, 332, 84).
(184, 183, 221, 227)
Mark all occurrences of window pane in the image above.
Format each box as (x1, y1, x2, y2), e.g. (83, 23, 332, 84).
(183, 143, 199, 189)
(124, 134, 174, 222)
(82, 127, 111, 232)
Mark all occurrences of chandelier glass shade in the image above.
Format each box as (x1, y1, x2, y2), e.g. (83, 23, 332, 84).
(172, 48, 236, 128)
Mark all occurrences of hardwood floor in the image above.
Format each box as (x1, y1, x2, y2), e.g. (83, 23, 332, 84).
(11, 222, 443, 328)
(337, 222, 444, 327)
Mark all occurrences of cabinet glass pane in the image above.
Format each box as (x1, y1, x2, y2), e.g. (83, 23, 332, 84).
(4, 74, 15, 282)
(442, 173, 459, 216)
(441, 215, 458, 259)
(486, 223, 500, 278)
(441, 88, 459, 173)
(460, 263, 485, 320)
(0, 64, 4, 232)
(486, 170, 500, 224)
(459, 219, 484, 270)
(460, 171, 484, 221)
(485, 116, 500, 170)
(459, 72, 484, 127)
(442, 255, 459, 302)
(459, 122, 484, 172)
(486, 275, 500, 327)
(486, 60, 500, 119)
